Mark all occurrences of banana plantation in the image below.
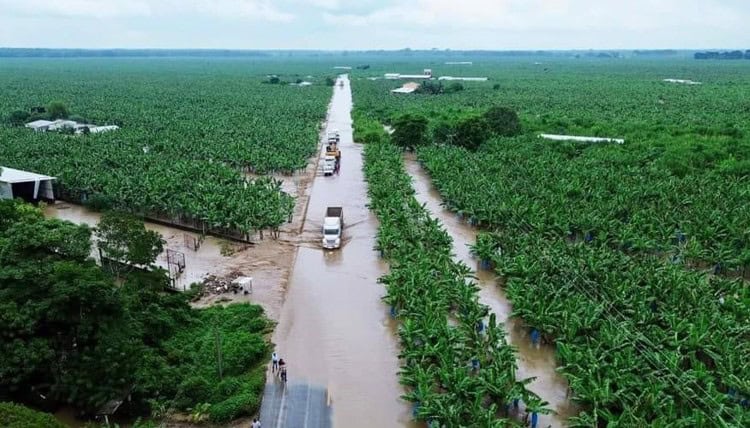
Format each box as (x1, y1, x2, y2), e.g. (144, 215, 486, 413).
(364, 139, 547, 426)
(0, 59, 331, 236)
(353, 58, 750, 426)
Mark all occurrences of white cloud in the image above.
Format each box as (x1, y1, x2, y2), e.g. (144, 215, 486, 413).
(0, 0, 294, 22)
(186, 0, 294, 22)
(322, 0, 745, 33)
(0, 0, 153, 18)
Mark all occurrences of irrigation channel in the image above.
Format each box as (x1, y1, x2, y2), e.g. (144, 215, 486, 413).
(264, 75, 415, 428)
(404, 154, 578, 428)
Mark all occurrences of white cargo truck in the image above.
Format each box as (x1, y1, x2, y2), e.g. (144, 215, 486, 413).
(322, 207, 343, 249)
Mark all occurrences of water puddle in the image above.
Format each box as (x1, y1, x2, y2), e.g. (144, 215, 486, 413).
(404, 154, 577, 427)
(272, 75, 415, 428)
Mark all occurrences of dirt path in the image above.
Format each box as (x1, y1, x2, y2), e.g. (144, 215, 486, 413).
(404, 153, 578, 427)
(269, 75, 414, 428)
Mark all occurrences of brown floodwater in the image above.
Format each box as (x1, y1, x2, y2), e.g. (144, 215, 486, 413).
(404, 155, 578, 427)
(272, 75, 416, 427)
(43, 203, 227, 291)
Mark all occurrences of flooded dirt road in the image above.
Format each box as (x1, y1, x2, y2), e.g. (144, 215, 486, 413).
(44, 202, 299, 321)
(271, 76, 414, 428)
(404, 155, 577, 427)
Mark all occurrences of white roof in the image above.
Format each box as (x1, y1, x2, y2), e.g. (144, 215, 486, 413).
(539, 134, 625, 144)
(392, 87, 418, 94)
(0, 166, 56, 183)
(438, 76, 489, 81)
(25, 120, 54, 128)
(89, 125, 120, 133)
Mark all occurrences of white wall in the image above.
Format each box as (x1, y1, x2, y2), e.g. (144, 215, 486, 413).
(0, 182, 12, 199)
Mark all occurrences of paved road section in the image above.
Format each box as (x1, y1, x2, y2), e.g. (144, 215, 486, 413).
(260, 382, 331, 428)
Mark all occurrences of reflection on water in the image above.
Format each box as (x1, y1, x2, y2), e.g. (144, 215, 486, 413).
(405, 155, 578, 427)
(273, 75, 416, 428)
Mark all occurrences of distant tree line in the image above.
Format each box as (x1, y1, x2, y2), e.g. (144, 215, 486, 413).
(694, 50, 750, 60)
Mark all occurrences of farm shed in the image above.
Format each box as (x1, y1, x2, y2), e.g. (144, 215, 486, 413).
(663, 78, 702, 85)
(391, 82, 421, 94)
(25, 119, 54, 131)
(88, 125, 120, 134)
(0, 166, 56, 202)
(385, 69, 433, 80)
(539, 134, 625, 144)
(438, 76, 488, 81)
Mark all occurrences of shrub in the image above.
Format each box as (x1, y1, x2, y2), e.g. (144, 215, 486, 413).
(208, 392, 260, 423)
(84, 193, 115, 211)
(453, 115, 490, 151)
(47, 101, 69, 119)
(0, 402, 66, 428)
(483, 106, 522, 137)
(446, 82, 464, 93)
(7, 110, 30, 126)
(392, 114, 429, 150)
(174, 376, 212, 409)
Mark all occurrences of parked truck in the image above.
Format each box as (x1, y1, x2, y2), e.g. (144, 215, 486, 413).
(322, 207, 343, 249)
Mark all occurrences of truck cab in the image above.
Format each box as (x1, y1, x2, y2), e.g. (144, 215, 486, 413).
(322, 207, 343, 249)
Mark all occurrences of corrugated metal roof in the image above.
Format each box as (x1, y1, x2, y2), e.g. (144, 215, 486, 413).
(0, 166, 56, 183)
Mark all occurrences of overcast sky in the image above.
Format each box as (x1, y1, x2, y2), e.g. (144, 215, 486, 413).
(1, 0, 748, 50)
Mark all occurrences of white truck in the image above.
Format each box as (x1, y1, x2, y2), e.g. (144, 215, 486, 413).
(323, 155, 336, 176)
(322, 207, 343, 249)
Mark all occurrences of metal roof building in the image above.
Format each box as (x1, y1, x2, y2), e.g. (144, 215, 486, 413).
(0, 166, 56, 202)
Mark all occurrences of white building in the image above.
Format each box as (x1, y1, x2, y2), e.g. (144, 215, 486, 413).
(438, 76, 489, 81)
(0, 166, 56, 202)
(384, 69, 433, 80)
(25, 120, 54, 132)
(663, 78, 702, 85)
(539, 134, 625, 144)
(88, 125, 120, 134)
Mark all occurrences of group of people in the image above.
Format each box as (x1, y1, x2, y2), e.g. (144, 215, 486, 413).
(271, 351, 287, 383)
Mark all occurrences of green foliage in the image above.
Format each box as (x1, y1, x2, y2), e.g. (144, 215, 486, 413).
(0, 59, 330, 235)
(354, 58, 750, 425)
(391, 114, 429, 150)
(46, 101, 69, 119)
(0, 201, 270, 422)
(452, 115, 489, 151)
(417, 80, 443, 95)
(96, 211, 165, 269)
(483, 106, 521, 137)
(0, 402, 66, 428)
(208, 392, 260, 424)
(352, 111, 388, 144)
(325, 76, 336, 86)
(361, 138, 541, 425)
(445, 82, 464, 93)
(84, 193, 115, 211)
(7, 110, 29, 126)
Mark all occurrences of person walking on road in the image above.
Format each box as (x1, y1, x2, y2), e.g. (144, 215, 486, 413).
(252, 418, 261, 428)
(271, 352, 279, 373)
(277, 358, 286, 377)
(280, 366, 288, 383)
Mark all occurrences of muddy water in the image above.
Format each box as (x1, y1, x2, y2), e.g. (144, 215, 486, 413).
(272, 75, 415, 427)
(44, 204, 228, 291)
(404, 155, 577, 427)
